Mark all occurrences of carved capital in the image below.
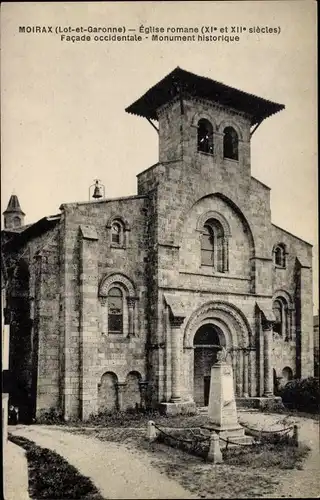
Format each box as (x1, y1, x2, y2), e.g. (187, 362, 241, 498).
(139, 381, 149, 392)
(170, 316, 185, 328)
(240, 346, 251, 355)
(127, 296, 137, 308)
(116, 382, 127, 391)
(99, 296, 107, 306)
(262, 320, 274, 332)
(148, 342, 165, 350)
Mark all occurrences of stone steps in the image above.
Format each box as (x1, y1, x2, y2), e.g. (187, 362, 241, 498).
(201, 423, 254, 449)
(219, 434, 253, 448)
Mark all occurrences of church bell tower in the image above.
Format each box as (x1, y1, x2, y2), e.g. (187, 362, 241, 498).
(125, 67, 284, 186)
(3, 194, 25, 229)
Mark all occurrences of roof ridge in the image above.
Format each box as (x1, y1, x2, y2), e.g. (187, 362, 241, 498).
(125, 67, 285, 125)
(3, 194, 26, 215)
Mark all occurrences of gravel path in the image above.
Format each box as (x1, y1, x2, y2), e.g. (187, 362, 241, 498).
(10, 425, 199, 499)
(238, 411, 320, 498)
(4, 440, 30, 500)
(10, 412, 320, 499)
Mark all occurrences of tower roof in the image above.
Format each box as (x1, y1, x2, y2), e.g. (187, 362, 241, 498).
(125, 67, 285, 125)
(3, 194, 26, 216)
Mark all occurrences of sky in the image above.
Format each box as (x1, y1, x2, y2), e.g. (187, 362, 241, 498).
(1, 1, 318, 312)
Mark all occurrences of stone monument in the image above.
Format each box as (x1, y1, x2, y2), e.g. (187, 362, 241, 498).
(203, 348, 252, 447)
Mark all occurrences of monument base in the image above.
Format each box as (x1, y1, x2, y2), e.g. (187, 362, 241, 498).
(159, 401, 197, 416)
(202, 423, 253, 448)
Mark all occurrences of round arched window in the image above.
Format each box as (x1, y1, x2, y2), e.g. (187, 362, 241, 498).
(111, 222, 122, 245)
(197, 119, 214, 154)
(108, 287, 123, 334)
(274, 244, 286, 268)
(223, 127, 239, 160)
(201, 218, 225, 271)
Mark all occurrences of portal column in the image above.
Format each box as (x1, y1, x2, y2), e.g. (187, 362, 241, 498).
(248, 348, 255, 396)
(170, 317, 184, 402)
(184, 346, 194, 401)
(236, 349, 243, 396)
(231, 348, 237, 394)
(263, 322, 274, 397)
(242, 349, 249, 397)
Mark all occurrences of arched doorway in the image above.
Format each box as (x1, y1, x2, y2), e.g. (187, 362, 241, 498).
(193, 324, 226, 406)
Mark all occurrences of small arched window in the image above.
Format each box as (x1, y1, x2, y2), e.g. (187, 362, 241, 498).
(274, 244, 286, 268)
(201, 224, 215, 267)
(282, 366, 293, 383)
(201, 218, 226, 272)
(273, 297, 289, 339)
(111, 221, 123, 246)
(197, 119, 214, 155)
(108, 287, 123, 334)
(223, 126, 239, 160)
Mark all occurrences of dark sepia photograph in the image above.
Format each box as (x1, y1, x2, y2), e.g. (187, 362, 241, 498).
(1, 1, 318, 499)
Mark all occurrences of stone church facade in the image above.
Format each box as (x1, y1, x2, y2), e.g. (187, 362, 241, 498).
(2, 68, 313, 421)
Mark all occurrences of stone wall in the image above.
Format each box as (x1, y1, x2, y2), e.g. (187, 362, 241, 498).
(34, 229, 61, 416)
(60, 195, 149, 419)
(271, 224, 313, 378)
(4, 226, 61, 420)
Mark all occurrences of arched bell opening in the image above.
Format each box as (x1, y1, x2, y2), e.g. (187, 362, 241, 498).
(193, 324, 226, 406)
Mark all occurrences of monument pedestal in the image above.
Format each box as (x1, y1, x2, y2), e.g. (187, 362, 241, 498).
(202, 359, 252, 448)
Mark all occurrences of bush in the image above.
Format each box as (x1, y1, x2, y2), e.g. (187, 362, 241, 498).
(259, 398, 285, 413)
(9, 435, 104, 499)
(280, 377, 320, 413)
(36, 407, 64, 425)
(85, 407, 162, 426)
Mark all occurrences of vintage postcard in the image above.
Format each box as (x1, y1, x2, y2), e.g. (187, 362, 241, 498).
(1, 1, 318, 499)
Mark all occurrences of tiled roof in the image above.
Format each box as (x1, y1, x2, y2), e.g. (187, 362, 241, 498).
(125, 67, 285, 125)
(2, 215, 61, 250)
(3, 194, 26, 215)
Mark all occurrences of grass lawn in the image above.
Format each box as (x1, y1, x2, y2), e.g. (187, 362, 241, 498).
(34, 408, 313, 498)
(38, 408, 211, 428)
(38, 406, 320, 428)
(9, 434, 104, 499)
